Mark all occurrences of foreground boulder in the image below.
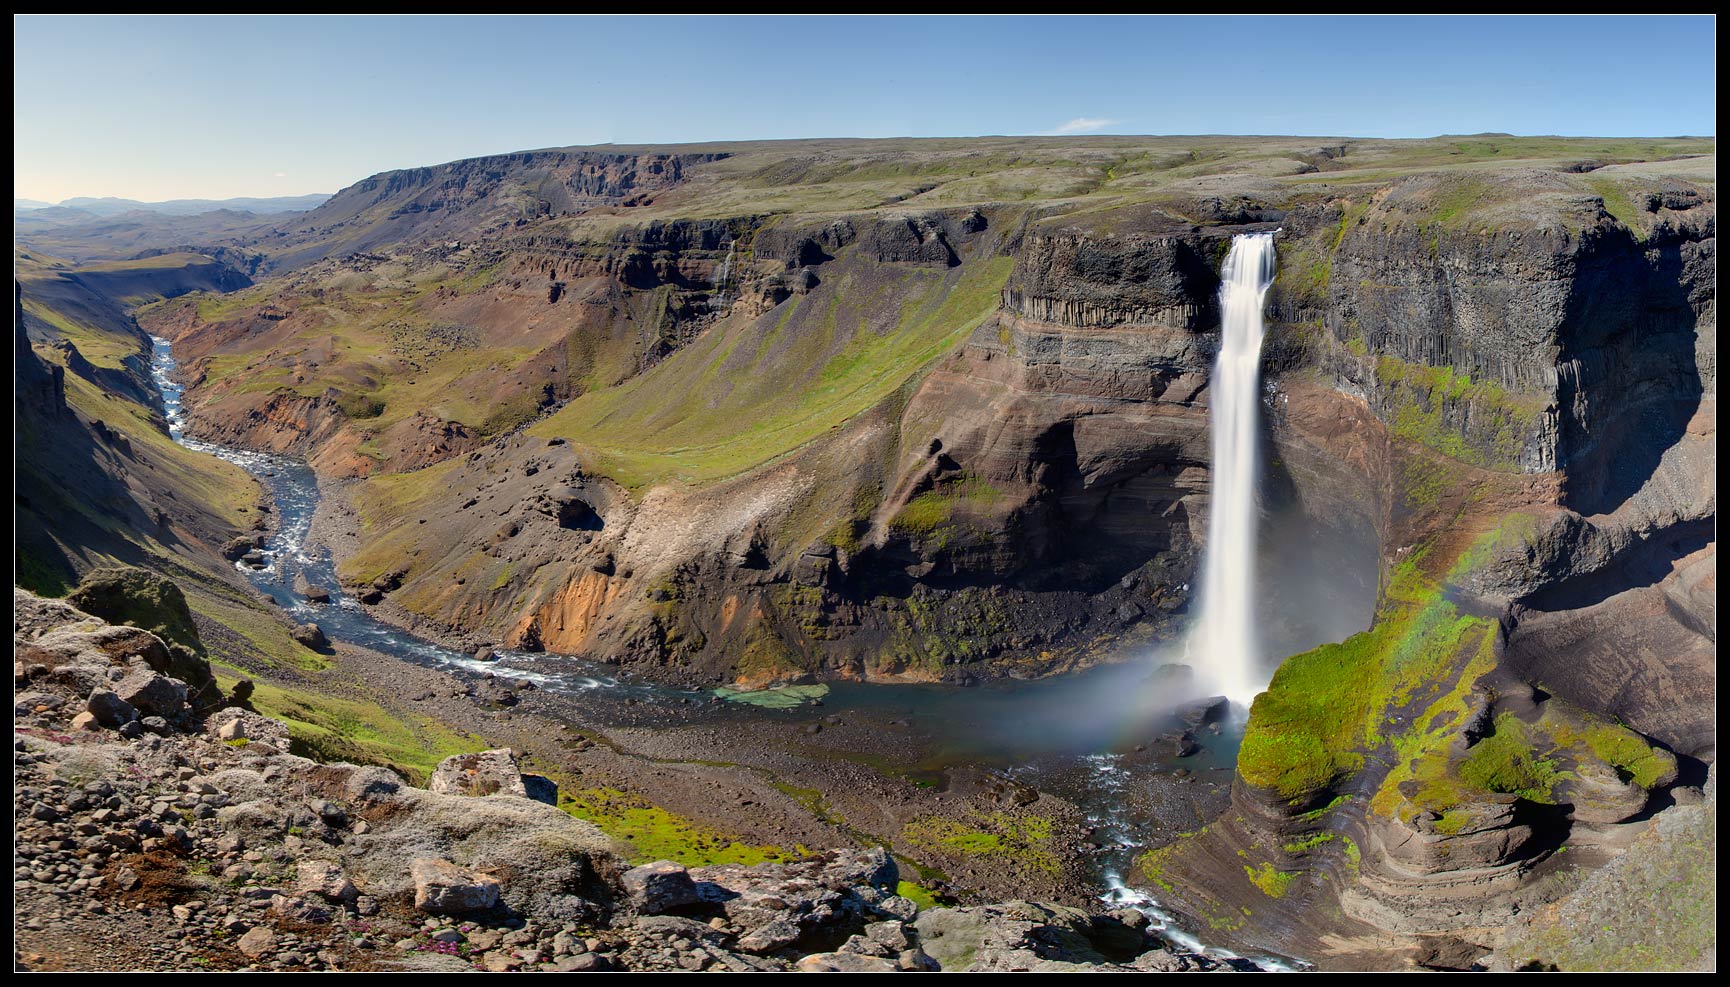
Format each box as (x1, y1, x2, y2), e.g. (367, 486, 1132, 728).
(113, 668, 188, 719)
(428, 748, 557, 804)
(622, 861, 701, 915)
(411, 858, 502, 915)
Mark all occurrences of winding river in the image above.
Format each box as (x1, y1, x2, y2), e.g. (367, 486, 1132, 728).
(149, 335, 1293, 969)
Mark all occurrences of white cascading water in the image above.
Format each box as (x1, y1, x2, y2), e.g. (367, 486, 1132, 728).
(1188, 232, 1277, 704)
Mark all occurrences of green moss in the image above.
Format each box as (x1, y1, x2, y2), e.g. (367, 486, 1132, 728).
(1342, 836, 1361, 868)
(895, 880, 942, 911)
(1369, 618, 1499, 817)
(1295, 794, 1350, 822)
(559, 786, 800, 866)
(1434, 808, 1474, 835)
(1244, 862, 1297, 898)
(1458, 713, 1566, 803)
(1566, 721, 1676, 789)
(728, 617, 813, 686)
(1281, 832, 1338, 854)
(1400, 456, 1455, 512)
(1134, 843, 1180, 893)
(1238, 545, 1497, 801)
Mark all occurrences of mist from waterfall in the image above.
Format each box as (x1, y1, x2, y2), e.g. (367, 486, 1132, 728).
(1188, 232, 1277, 704)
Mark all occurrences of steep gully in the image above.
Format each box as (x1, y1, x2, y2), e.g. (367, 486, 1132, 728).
(148, 277, 1298, 968)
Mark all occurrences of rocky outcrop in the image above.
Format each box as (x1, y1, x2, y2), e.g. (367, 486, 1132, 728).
(14, 587, 1228, 972)
(427, 748, 557, 805)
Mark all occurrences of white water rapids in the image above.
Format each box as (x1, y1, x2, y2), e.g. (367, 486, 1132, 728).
(1188, 232, 1277, 704)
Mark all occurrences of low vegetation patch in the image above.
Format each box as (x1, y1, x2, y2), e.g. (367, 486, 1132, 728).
(901, 811, 1061, 877)
(560, 786, 802, 867)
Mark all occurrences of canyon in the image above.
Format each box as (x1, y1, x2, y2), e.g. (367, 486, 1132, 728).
(14, 134, 1716, 970)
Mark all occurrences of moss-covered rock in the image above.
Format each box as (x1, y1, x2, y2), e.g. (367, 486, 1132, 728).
(67, 566, 221, 709)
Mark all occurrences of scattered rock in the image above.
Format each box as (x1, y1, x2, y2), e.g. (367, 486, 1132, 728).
(237, 926, 277, 959)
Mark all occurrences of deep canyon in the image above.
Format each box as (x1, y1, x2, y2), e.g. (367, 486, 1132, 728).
(15, 134, 1716, 970)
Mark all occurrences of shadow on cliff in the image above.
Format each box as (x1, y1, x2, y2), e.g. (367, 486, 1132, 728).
(1556, 228, 1705, 517)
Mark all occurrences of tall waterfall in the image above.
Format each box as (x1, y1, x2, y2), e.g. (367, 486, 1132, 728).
(1189, 232, 1277, 703)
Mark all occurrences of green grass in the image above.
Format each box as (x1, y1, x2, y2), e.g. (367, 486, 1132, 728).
(559, 786, 803, 866)
(529, 255, 1014, 490)
(217, 671, 478, 784)
(19, 297, 143, 369)
(901, 811, 1061, 877)
(1585, 176, 1648, 237)
(895, 880, 942, 910)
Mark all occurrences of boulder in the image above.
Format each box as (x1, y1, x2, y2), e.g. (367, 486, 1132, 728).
(86, 688, 138, 727)
(622, 860, 700, 914)
(112, 668, 187, 718)
(206, 707, 292, 748)
(428, 748, 558, 803)
(796, 952, 900, 972)
(411, 857, 501, 915)
(66, 567, 202, 655)
(291, 623, 330, 651)
(1173, 695, 1230, 730)
(737, 918, 802, 954)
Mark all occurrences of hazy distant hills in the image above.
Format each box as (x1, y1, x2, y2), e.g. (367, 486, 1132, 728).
(14, 193, 330, 218)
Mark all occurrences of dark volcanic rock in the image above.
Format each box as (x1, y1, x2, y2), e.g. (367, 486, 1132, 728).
(291, 623, 330, 651)
(622, 860, 701, 915)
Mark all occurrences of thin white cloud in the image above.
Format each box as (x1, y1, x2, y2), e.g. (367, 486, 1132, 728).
(273, 172, 289, 178)
(1045, 117, 1119, 136)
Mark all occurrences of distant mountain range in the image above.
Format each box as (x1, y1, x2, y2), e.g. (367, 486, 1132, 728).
(14, 193, 331, 217)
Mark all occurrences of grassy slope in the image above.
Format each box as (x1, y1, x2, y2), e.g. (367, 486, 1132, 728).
(529, 253, 1014, 490)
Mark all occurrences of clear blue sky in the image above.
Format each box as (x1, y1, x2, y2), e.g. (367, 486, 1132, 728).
(13, 15, 1717, 202)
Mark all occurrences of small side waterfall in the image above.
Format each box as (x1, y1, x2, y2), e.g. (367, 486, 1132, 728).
(1188, 232, 1277, 704)
(709, 238, 736, 310)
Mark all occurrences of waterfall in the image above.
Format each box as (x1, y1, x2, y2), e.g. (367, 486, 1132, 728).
(710, 238, 736, 310)
(1188, 232, 1277, 704)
